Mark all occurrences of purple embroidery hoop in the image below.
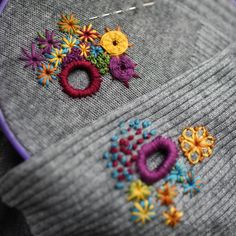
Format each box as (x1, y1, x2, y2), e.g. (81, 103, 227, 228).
(137, 136, 178, 184)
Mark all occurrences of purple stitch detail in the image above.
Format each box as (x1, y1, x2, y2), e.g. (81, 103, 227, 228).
(109, 55, 139, 88)
(36, 30, 60, 54)
(62, 47, 84, 68)
(137, 136, 178, 184)
(19, 43, 45, 70)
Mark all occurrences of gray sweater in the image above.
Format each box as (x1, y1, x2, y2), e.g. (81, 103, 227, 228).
(0, 0, 236, 235)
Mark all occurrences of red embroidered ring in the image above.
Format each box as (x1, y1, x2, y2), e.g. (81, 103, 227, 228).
(59, 61, 102, 98)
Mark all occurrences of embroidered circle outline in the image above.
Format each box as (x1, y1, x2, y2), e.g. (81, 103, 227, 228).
(137, 136, 178, 184)
(59, 61, 102, 98)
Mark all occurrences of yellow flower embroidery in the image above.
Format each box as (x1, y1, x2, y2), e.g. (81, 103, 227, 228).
(128, 180, 151, 202)
(61, 35, 79, 53)
(179, 126, 216, 164)
(48, 48, 66, 68)
(79, 43, 90, 58)
(58, 14, 80, 35)
(100, 26, 132, 56)
(131, 200, 156, 224)
(157, 183, 178, 206)
(163, 206, 183, 227)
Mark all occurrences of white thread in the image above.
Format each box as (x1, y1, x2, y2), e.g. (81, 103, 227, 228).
(88, 1, 155, 20)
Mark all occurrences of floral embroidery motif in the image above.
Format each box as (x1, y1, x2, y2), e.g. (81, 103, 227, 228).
(20, 43, 45, 69)
(179, 126, 216, 164)
(128, 180, 151, 202)
(20, 13, 138, 93)
(130, 199, 156, 224)
(182, 169, 203, 197)
(100, 26, 131, 56)
(101, 120, 213, 227)
(36, 63, 59, 87)
(61, 35, 80, 53)
(163, 206, 183, 227)
(37, 30, 60, 54)
(109, 55, 139, 88)
(79, 43, 90, 58)
(46, 48, 67, 68)
(157, 183, 178, 206)
(58, 14, 80, 35)
(77, 24, 100, 42)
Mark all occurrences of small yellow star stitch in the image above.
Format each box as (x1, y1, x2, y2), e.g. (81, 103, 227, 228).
(130, 199, 156, 224)
(128, 180, 151, 202)
(99, 26, 133, 56)
(179, 126, 216, 164)
(163, 206, 183, 227)
(157, 183, 178, 206)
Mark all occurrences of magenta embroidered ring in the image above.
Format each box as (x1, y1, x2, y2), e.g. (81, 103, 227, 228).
(137, 136, 178, 184)
(59, 61, 102, 98)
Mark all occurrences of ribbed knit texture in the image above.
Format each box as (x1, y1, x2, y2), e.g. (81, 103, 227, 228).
(0, 0, 234, 155)
(1, 1, 236, 236)
(1, 44, 236, 236)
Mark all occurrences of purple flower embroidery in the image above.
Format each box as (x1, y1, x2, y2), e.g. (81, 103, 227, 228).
(20, 43, 45, 70)
(62, 47, 84, 68)
(109, 55, 139, 88)
(36, 30, 60, 54)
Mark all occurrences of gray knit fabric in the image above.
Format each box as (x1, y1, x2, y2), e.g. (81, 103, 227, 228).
(0, 0, 234, 155)
(1, 43, 236, 236)
(0, 131, 31, 236)
(0, 0, 236, 236)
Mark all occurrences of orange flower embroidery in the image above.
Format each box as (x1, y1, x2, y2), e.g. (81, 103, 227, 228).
(58, 14, 80, 35)
(179, 126, 216, 164)
(163, 206, 183, 227)
(157, 183, 178, 205)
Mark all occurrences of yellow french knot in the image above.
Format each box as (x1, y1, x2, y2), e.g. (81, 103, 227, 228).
(100, 31, 128, 56)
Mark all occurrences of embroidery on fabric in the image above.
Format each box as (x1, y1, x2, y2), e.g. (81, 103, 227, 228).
(19, 13, 139, 94)
(101, 120, 214, 227)
(179, 126, 216, 164)
(137, 136, 178, 184)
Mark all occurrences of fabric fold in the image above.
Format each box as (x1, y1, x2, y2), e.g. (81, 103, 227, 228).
(0, 44, 235, 236)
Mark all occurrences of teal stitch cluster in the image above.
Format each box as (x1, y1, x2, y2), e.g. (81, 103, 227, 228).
(87, 52, 110, 75)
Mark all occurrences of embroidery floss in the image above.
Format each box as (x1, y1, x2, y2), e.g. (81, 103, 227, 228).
(59, 60, 102, 98)
(182, 169, 203, 197)
(130, 199, 156, 224)
(179, 126, 216, 164)
(127, 180, 151, 202)
(20, 43, 45, 69)
(36, 30, 60, 54)
(157, 183, 178, 206)
(100, 26, 132, 56)
(61, 35, 80, 53)
(109, 55, 139, 88)
(163, 206, 183, 227)
(77, 24, 100, 42)
(36, 63, 59, 87)
(58, 14, 80, 35)
(137, 136, 178, 184)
